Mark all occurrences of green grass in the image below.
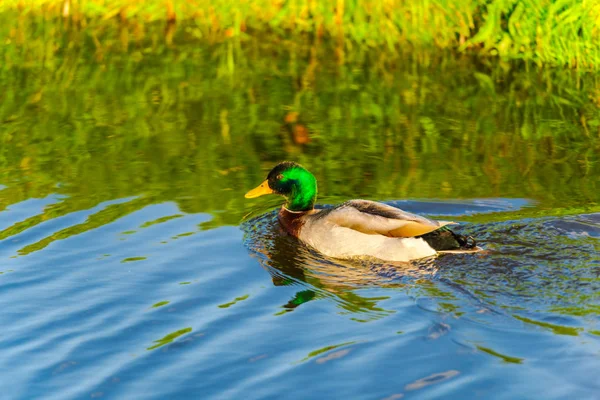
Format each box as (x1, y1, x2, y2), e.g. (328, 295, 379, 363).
(1, 0, 600, 68)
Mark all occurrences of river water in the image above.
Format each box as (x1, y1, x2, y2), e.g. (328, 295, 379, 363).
(0, 39, 599, 399)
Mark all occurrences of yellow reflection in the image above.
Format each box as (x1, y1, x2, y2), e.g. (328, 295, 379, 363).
(147, 327, 192, 350)
(296, 341, 356, 364)
(218, 295, 250, 308)
(476, 346, 524, 364)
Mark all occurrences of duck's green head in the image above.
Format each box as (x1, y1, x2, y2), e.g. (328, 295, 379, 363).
(245, 161, 317, 212)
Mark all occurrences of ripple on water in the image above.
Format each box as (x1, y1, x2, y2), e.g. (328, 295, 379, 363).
(242, 201, 600, 371)
(1, 198, 599, 399)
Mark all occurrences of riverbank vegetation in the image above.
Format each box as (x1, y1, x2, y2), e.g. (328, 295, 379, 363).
(2, 0, 600, 68)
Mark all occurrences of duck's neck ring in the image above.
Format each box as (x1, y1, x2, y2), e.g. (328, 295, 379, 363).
(282, 205, 309, 214)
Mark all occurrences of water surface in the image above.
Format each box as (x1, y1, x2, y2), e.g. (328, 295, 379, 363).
(1, 38, 599, 399)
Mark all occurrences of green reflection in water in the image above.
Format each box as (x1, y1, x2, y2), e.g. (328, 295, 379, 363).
(437, 303, 463, 316)
(284, 290, 317, 309)
(172, 232, 195, 239)
(14, 197, 155, 255)
(151, 301, 170, 309)
(297, 342, 356, 364)
(476, 346, 524, 364)
(140, 215, 184, 228)
(340, 294, 394, 319)
(147, 327, 193, 351)
(274, 290, 318, 316)
(218, 295, 250, 309)
(549, 305, 600, 317)
(121, 257, 147, 263)
(513, 315, 583, 336)
(460, 205, 600, 224)
(0, 34, 598, 258)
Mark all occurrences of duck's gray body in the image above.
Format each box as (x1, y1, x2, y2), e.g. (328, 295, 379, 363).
(278, 200, 477, 262)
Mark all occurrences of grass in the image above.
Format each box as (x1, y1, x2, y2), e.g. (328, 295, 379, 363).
(1, 0, 600, 68)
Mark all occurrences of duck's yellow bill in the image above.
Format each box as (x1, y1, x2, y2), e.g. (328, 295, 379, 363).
(245, 180, 274, 198)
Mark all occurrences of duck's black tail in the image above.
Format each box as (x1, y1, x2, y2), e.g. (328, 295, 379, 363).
(418, 226, 477, 252)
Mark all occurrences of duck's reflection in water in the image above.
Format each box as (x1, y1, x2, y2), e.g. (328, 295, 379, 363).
(243, 212, 440, 319)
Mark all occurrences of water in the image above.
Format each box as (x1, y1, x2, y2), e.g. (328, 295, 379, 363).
(1, 37, 600, 399)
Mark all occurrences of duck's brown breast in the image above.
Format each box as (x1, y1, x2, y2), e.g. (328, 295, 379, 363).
(278, 208, 318, 237)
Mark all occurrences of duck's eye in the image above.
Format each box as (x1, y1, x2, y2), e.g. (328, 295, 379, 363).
(277, 174, 283, 180)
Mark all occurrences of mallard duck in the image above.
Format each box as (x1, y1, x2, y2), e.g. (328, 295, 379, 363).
(245, 161, 479, 262)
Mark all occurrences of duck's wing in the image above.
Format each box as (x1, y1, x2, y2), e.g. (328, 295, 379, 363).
(319, 199, 455, 237)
